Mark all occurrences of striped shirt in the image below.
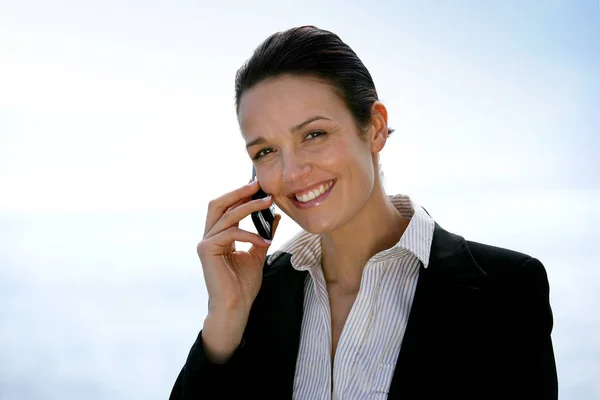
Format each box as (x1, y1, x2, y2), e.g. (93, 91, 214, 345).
(267, 194, 435, 399)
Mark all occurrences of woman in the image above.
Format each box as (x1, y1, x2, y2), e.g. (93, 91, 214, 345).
(170, 26, 558, 399)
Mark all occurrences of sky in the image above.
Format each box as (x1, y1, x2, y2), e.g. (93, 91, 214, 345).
(0, 0, 599, 399)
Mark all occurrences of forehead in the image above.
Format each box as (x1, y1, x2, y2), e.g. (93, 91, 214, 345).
(238, 75, 348, 135)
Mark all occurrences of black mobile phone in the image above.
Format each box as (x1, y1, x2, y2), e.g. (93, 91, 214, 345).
(250, 166, 275, 240)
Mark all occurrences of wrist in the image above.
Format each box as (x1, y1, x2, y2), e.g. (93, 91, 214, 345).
(202, 310, 248, 364)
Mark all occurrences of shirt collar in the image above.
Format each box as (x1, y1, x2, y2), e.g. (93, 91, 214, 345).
(267, 194, 435, 270)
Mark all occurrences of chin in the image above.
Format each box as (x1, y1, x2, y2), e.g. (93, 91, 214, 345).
(296, 216, 337, 235)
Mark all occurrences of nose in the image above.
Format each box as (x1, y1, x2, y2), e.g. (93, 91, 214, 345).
(281, 151, 310, 183)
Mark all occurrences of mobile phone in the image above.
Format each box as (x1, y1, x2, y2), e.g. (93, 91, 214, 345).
(250, 166, 275, 240)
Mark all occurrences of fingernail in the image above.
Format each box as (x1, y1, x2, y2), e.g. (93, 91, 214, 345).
(264, 239, 272, 244)
(263, 195, 272, 201)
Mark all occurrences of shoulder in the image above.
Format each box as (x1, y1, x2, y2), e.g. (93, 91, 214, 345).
(429, 221, 549, 287)
(457, 241, 557, 396)
(259, 228, 318, 283)
(466, 240, 531, 272)
(253, 252, 307, 302)
(464, 240, 551, 307)
(263, 252, 301, 280)
(466, 240, 547, 278)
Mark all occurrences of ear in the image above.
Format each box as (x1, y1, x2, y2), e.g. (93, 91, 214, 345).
(369, 101, 389, 153)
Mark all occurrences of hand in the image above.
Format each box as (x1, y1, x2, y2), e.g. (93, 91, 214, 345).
(197, 180, 281, 362)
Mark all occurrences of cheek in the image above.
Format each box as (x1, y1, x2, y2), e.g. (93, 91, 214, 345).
(308, 138, 352, 170)
(322, 139, 372, 180)
(259, 166, 281, 195)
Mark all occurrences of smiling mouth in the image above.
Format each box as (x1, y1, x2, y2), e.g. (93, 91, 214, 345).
(293, 180, 335, 203)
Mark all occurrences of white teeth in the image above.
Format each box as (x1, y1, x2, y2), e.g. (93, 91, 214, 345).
(295, 180, 333, 203)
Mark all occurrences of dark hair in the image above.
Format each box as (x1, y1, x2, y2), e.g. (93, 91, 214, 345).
(234, 26, 393, 136)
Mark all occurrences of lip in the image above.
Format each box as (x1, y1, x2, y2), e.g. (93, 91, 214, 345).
(289, 179, 335, 197)
(289, 179, 336, 209)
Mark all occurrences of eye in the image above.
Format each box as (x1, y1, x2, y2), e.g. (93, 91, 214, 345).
(305, 130, 326, 140)
(253, 147, 274, 160)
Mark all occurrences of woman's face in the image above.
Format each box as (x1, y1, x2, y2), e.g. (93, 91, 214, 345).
(238, 74, 387, 234)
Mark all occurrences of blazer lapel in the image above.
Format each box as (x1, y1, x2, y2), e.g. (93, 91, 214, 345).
(388, 222, 488, 398)
(260, 221, 489, 398)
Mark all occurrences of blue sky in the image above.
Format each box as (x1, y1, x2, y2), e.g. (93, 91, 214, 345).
(1, 0, 598, 212)
(1, 1, 599, 399)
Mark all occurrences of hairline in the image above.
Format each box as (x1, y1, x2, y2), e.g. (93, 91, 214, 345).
(236, 71, 374, 140)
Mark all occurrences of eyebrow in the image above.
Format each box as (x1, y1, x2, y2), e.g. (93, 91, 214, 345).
(290, 115, 331, 133)
(245, 115, 331, 149)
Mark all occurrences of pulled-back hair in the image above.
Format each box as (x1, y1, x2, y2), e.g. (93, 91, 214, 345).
(235, 26, 393, 136)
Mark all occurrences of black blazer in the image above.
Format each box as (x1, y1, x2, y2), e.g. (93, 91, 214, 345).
(170, 222, 558, 399)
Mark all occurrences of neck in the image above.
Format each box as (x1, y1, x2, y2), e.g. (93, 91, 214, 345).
(320, 183, 409, 293)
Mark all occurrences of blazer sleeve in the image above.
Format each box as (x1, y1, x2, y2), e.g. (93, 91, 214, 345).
(168, 330, 248, 400)
(514, 257, 558, 399)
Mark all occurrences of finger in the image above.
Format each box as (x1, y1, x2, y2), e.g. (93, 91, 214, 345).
(206, 196, 274, 239)
(223, 196, 252, 237)
(272, 213, 281, 237)
(204, 181, 261, 236)
(226, 196, 252, 213)
(201, 227, 271, 258)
